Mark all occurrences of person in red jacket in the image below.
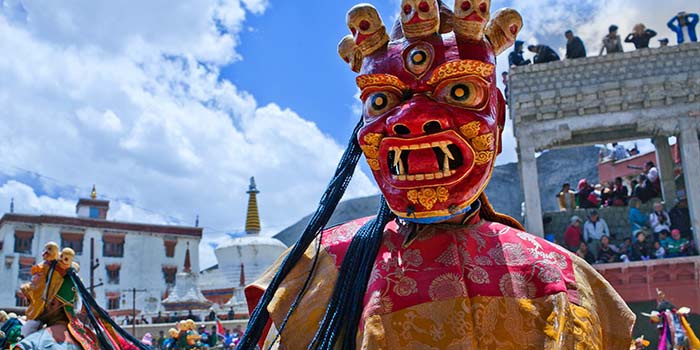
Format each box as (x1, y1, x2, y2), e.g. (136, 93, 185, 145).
(564, 216, 583, 251)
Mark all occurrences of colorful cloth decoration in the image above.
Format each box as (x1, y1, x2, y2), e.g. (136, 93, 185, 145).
(17, 242, 149, 350)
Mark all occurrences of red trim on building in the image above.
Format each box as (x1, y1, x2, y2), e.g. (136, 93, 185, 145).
(0, 214, 202, 237)
(14, 230, 33, 240)
(164, 239, 177, 258)
(108, 309, 141, 317)
(76, 199, 110, 209)
(60, 232, 84, 241)
(19, 256, 35, 265)
(595, 256, 700, 311)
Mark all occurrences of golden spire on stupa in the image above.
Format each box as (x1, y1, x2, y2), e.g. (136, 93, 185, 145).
(245, 177, 261, 235)
(91, 185, 97, 199)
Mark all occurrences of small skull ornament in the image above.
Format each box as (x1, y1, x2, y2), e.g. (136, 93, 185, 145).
(58, 248, 75, 270)
(453, 0, 491, 41)
(346, 4, 389, 56)
(338, 35, 363, 73)
(400, 0, 440, 38)
(42, 242, 59, 262)
(485, 8, 523, 55)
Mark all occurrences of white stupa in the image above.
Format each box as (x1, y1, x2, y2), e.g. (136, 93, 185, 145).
(162, 242, 213, 311)
(215, 177, 287, 313)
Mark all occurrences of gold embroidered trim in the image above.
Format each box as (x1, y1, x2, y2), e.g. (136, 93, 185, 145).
(357, 74, 409, 91)
(427, 60, 495, 85)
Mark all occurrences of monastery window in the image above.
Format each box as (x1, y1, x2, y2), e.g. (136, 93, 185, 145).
(106, 292, 121, 310)
(89, 207, 100, 219)
(106, 264, 121, 285)
(164, 239, 177, 258)
(162, 266, 177, 286)
(15, 291, 29, 307)
(14, 230, 33, 254)
(103, 234, 125, 258)
(18, 256, 35, 282)
(61, 232, 84, 255)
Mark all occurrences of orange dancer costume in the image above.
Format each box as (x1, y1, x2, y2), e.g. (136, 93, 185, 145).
(238, 1, 635, 349)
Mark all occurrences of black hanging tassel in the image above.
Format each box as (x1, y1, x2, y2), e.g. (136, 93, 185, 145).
(308, 198, 394, 350)
(236, 119, 366, 350)
(68, 270, 152, 350)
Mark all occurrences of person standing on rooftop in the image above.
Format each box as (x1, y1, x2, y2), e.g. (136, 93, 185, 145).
(600, 25, 624, 55)
(625, 23, 657, 49)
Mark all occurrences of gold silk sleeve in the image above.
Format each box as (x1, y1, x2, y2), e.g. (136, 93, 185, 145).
(570, 254, 635, 349)
(246, 239, 339, 349)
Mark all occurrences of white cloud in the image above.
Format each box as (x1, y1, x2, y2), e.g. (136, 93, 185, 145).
(0, 1, 377, 269)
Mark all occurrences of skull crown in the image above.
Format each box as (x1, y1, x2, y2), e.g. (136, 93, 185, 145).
(338, 0, 522, 71)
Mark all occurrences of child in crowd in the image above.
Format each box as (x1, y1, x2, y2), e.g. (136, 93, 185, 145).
(653, 241, 666, 259)
(632, 232, 652, 261)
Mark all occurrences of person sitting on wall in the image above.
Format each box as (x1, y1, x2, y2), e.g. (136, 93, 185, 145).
(653, 240, 666, 259)
(618, 237, 634, 262)
(631, 231, 652, 261)
(600, 25, 624, 55)
(612, 142, 628, 161)
(609, 177, 629, 206)
(564, 216, 583, 252)
(635, 174, 656, 203)
(527, 44, 560, 64)
(670, 193, 692, 239)
(584, 210, 610, 254)
(624, 23, 657, 49)
(644, 161, 661, 193)
(508, 40, 531, 67)
(565, 30, 586, 59)
(596, 236, 620, 264)
(667, 11, 699, 44)
(576, 241, 596, 264)
(557, 183, 576, 211)
(577, 179, 599, 209)
(649, 201, 672, 242)
(665, 229, 690, 258)
(629, 197, 649, 239)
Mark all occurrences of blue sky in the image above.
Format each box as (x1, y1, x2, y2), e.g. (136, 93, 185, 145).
(0, 0, 695, 268)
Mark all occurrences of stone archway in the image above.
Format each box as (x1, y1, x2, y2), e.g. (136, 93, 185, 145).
(508, 43, 700, 247)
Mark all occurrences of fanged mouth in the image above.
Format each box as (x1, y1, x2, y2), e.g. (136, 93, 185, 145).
(387, 141, 464, 181)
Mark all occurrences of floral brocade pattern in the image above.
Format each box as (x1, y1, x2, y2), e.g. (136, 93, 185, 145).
(257, 218, 635, 350)
(321, 219, 578, 322)
(360, 294, 603, 350)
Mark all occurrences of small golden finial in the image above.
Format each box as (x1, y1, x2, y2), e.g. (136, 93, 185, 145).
(91, 185, 97, 199)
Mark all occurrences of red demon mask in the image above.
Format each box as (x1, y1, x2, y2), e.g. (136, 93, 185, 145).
(339, 0, 522, 223)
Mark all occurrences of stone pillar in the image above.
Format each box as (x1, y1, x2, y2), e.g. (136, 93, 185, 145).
(679, 123, 700, 251)
(653, 136, 677, 205)
(517, 137, 544, 237)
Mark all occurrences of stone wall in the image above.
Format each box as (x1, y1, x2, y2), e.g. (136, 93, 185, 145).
(509, 43, 700, 151)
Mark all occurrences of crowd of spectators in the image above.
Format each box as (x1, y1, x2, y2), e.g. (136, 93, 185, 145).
(506, 11, 698, 87)
(151, 324, 244, 350)
(557, 161, 661, 213)
(555, 144, 694, 265)
(561, 193, 694, 265)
